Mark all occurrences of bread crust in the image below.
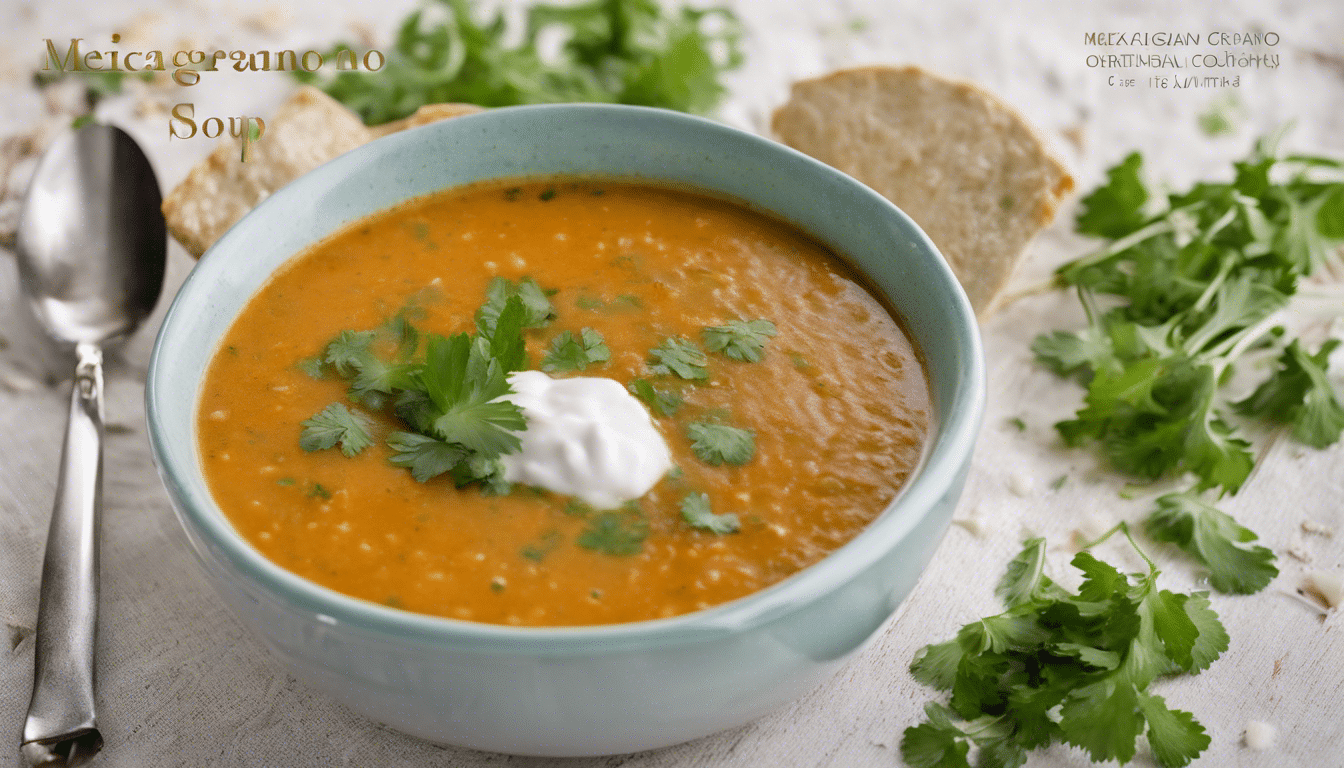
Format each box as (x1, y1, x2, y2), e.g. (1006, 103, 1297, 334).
(162, 89, 483, 257)
(771, 66, 1073, 315)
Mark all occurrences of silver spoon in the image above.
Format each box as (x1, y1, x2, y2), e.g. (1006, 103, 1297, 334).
(14, 123, 166, 767)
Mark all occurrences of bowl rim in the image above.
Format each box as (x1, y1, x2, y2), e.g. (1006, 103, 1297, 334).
(146, 102, 985, 653)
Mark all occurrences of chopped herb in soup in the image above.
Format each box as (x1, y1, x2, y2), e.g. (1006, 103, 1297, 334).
(197, 180, 930, 626)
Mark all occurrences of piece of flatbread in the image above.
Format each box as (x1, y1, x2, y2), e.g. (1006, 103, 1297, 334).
(771, 66, 1073, 316)
(162, 88, 483, 257)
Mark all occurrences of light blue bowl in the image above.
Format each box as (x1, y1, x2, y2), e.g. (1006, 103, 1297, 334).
(146, 104, 984, 756)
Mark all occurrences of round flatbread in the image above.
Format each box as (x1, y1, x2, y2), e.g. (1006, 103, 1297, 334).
(162, 89, 483, 258)
(772, 66, 1073, 315)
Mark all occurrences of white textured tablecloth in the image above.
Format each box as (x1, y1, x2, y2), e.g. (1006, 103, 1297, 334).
(1, 1, 1342, 766)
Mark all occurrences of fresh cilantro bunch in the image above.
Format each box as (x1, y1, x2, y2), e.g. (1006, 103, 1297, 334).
(1034, 131, 1344, 593)
(902, 532, 1228, 768)
(295, 0, 744, 125)
(300, 283, 548, 491)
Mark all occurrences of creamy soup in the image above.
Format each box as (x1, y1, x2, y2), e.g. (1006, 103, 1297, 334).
(197, 179, 929, 626)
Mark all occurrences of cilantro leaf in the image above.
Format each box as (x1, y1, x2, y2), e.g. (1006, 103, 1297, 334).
(1181, 592, 1230, 672)
(1076, 152, 1149, 238)
(386, 431, 466, 482)
(303, 286, 536, 491)
(1138, 693, 1210, 768)
(542, 328, 611, 372)
(577, 510, 648, 555)
(900, 703, 972, 768)
(686, 422, 755, 465)
(648, 337, 709, 379)
(1039, 137, 1344, 557)
(297, 356, 326, 379)
(701, 319, 777, 362)
(449, 453, 512, 495)
(905, 528, 1225, 768)
(1031, 324, 1115, 378)
(300, 403, 374, 457)
(1059, 676, 1144, 764)
(294, 0, 743, 125)
(910, 641, 962, 691)
(325, 330, 378, 377)
(1145, 490, 1278, 594)
(627, 378, 683, 416)
(679, 491, 739, 533)
(475, 277, 555, 335)
(995, 538, 1064, 607)
(1235, 339, 1344, 448)
(419, 333, 526, 458)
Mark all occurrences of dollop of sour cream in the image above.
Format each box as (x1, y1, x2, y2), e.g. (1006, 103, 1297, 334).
(499, 370, 672, 509)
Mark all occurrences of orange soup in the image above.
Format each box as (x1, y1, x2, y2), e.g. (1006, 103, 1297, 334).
(197, 179, 929, 626)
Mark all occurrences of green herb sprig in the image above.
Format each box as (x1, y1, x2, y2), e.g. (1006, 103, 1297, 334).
(294, 0, 744, 125)
(902, 530, 1228, 768)
(1034, 130, 1344, 593)
(299, 283, 547, 491)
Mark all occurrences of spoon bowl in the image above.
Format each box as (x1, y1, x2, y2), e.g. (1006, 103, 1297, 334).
(15, 123, 166, 767)
(17, 125, 165, 344)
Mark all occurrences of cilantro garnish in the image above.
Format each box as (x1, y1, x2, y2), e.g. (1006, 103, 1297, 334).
(386, 431, 466, 483)
(299, 403, 374, 457)
(1145, 490, 1278, 594)
(292, 0, 743, 125)
(701, 319, 777, 362)
(325, 330, 378, 377)
(679, 491, 739, 534)
(475, 277, 556, 335)
(300, 293, 533, 492)
(1233, 338, 1344, 448)
(648, 337, 709, 379)
(520, 530, 562, 562)
(627, 378, 683, 416)
(902, 530, 1227, 768)
(297, 356, 326, 379)
(1035, 132, 1344, 593)
(686, 422, 755, 466)
(1074, 151, 1148, 239)
(577, 510, 648, 556)
(542, 328, 611, 372)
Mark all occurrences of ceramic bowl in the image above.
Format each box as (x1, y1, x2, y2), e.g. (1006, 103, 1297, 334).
(146, 104, 984, 756)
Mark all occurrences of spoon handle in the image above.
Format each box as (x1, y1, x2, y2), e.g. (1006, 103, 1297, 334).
(22, 342, 105, 767)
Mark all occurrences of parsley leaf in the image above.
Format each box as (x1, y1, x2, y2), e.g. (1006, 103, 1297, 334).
(300, 403, 375, 457)
(701, 319, 777, 362)
(542, 328, 611, 372)
(679, 491, 739, 533)
(648, 337, 709, 379)
(686, 422, 755, 465)
(903, 530, 1226, 768)
(577, 510, 648, 555)
(1145, 490, 1278, 594)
